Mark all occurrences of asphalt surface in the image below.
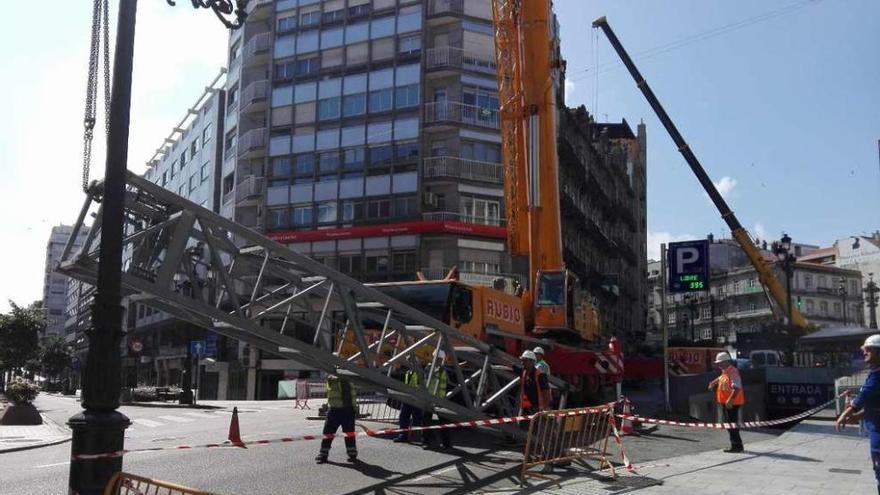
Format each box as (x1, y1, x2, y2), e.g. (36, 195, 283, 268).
(2, 394, 786, 494)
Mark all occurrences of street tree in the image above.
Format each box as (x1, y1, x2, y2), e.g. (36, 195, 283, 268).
(40, 335, 71, 383)
(0, 301, 45, 375)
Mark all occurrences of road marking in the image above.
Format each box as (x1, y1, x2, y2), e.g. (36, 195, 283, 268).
(35, 461, 70, 468)
(182, 412, 216, 420)
(158, 415, 194, 423)
(132, 418, 164, 428)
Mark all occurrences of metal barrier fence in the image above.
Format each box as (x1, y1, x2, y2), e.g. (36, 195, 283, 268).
(521, 406, 616, 486)
(104, 472, 220, 495)
(356, 393, 402, 424)
(835, 369, 868, 415)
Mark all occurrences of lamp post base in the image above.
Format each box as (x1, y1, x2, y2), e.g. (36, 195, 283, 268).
(68, 410, 130, 495)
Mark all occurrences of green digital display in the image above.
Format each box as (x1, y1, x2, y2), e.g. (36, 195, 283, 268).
(678, 274, 705, 290)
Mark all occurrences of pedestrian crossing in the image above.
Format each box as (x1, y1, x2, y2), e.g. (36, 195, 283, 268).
(129, 405, 295, 429)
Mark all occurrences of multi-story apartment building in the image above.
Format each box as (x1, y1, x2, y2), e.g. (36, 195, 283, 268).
(557, 107, 648, 351)
(43, 225, 90, 338)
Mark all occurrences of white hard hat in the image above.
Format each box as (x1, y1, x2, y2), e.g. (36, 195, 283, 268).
(521, 350, 537, 361)
(436, 350, 446, 360)
(863, 335, 880, 349)
(714, 351, 733, 364)
(533, 346, 545, 355)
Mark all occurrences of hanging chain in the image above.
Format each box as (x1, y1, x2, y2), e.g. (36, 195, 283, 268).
(82, 0, 110, 193)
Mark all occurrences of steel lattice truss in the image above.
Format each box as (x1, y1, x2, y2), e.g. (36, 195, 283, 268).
(60, 172, 556, 436)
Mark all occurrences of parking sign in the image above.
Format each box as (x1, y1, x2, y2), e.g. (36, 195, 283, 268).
(668, 240, 710, 293)
(190, 340, 206, 357)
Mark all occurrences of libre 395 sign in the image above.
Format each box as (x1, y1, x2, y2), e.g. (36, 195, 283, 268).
(668, 240, 710, 293)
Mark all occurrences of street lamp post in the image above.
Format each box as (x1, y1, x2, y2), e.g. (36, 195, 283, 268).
(684, 295, 697, 342)
(773, 233, 797, 326)
(67, 3, 246, 493)
(866, 273, 879, 329)
(838, 277, 848, 326)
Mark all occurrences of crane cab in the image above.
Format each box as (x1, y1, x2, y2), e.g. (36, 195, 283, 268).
(534, 269, 599, 342)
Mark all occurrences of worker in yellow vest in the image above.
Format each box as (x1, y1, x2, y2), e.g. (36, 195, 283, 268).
(421, 350, 452, 449)
(316, 373, 358, 463)
(394, 364, 424, 443)
(708, 352, 745, 453)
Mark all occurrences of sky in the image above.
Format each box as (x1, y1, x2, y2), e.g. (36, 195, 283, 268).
(0, 0, 877, 312)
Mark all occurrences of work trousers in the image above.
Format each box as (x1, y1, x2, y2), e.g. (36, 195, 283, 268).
(397, 403, 422, 441)
(421, 411, 451, 447)
(320, 407, 357, 455)
(866, 420, 880, 491)
(723, 405, 743, 449)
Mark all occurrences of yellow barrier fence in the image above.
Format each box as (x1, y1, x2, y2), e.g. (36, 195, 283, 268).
(521, 406, 617, 486)
(104, 472, 221, 495)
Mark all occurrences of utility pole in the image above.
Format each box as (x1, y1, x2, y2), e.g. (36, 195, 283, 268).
(660, 243, 670, 412)
(68, 2, 246, 493)
(866, 273, 878, 330)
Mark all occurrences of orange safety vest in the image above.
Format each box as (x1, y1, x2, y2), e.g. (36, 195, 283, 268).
(520, 367, 549, 411)
(716, 366, 745, 406)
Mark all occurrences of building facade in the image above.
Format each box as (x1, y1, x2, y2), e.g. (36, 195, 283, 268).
(43, 225, 90, 338)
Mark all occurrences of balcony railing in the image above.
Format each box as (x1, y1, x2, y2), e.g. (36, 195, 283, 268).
(425, 47, 496, 74)
(243, 32, 270, 63)
(237, 128, 266, 157)
(235, 175, 265, 203)
(424, 101, 499, 129)
(726, 307, 773, 319)
(240, 79, 269, 113)
(427, 0, 464, 16)
(423, 156, 503, 184)
(423, 211, 503, 227)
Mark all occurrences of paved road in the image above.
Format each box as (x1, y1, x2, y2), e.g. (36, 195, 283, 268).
(2, 394, 786, 494)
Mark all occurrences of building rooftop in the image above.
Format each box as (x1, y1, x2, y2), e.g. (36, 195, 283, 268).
(594, 118, 636, 140)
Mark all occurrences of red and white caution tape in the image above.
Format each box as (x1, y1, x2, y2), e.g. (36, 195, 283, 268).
(617, 393, 845, 430)
(70, 404, 616, 462)
(607, 416, 637, 474)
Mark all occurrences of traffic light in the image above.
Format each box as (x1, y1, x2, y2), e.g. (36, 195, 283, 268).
(796, 296, 803, 309)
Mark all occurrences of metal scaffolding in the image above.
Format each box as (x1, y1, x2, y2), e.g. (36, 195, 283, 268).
(59, 172, 556, 437)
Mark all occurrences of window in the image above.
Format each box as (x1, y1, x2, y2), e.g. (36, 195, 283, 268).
(180, 148, 187, 167)
(399, 34, 422, 55)
(189, 174, 198, 192)
(200, 163, 210, 181)
(820, 301, 829, 316)
(393, 196, 417, 217)
(462, 86, 499, 125)
(392, 251, 417, 273)
(371, 37, 395, 61)
(275, 60, 296, 79)
(343, 147, 365, 171)
(222, 173, 234, 194)
(294, 154, 316, 175)
(341, 200, 363, 221)
(316, 201, 338, 223)
(277, 15, 297, 33)
(349, 2, 371, 17)
(319, 151, 340, 174)
(292, 206, 313, 227)
(318, 97, 341, 120)
(227, 85, 239, 109)
(369, 145, 393, 167)
(343, 94, 366, 117)
(202, 123, 213, 145)
(367, 199, 391, 218)
(461, 196, 500, 225)
(300, 10, 321, 28)
(818, 276, 827, 288)
(394, 84, 420, 108)
(732, 280, 741, 293)
(322, 47, 344, 68)
(365, 254, 390, 273)
(806, 299, 815, 314)
(369, 88, 393, 113)
(224, 129, 237, 154)
(229, 41, 241, 63)
(178, 184, 186, 197)
(804, 274, 813, 289)
(346, 42, 369, 65)
(338, 254, 362, 274)
(701, 307, 711, 320)
(295, 56, 320, 76)
(161, 171, 168, 186)
(191, 139, 199, 156)
(268, 208, 288, 229)
(747, 278, 756, 288)
(323, 9, 344, 24)
(461, 140, 501, 162)
(833, 302, 842, 316)
(396, 142, 420, 163)
(170, 160, 178, 179)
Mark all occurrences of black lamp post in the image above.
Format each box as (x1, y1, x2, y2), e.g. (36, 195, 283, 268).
(838, 276, 848, 326)
(866, 273, 879, 329)
(773, 233, 797, 326)
(67, 3, 246, 493)
(684, 295, 697, 342)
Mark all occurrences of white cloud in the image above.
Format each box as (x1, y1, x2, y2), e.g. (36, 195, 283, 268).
(753, 222, 770, 243)
(564, 79, 575, 102)
(0, 3, 227, 313)
(647, 231, 699, 261)
(713, 176, 737, 199)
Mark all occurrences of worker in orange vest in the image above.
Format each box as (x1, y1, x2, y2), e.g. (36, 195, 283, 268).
(708, 351, 745, 453)
(520, 350, 550, 415)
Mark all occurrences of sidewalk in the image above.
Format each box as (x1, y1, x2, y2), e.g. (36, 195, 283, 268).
(503, 409, 875, 494)
(0, 414, 70, 453)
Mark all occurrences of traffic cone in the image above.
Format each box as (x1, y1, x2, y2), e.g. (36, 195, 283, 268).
(620, 399, 635, 435)
(227, 407, 246, 448)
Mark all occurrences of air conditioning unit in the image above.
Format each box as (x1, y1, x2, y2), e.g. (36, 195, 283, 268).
(423, 192, 439, 207)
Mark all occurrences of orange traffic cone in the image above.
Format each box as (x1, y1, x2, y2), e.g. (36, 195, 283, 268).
(227, 407, 246, 448)
(620, 400, 635, 435)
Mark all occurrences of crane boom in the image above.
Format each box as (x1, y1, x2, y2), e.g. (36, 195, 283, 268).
(592, 16, 807, 329)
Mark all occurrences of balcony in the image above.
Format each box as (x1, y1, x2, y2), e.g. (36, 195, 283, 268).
(423, 211, 503, 227)
(424, 101, 499, 129)
(240, 79, 269, 115)
(237, 128, 266, 159)
(235, 175, 265, 204)
(243, 32, 270, 67)
(245, 0, 272, 21)
(427, 0, 464, 17)
(425, 47, 496, 74)
(423, 156, 503, 184)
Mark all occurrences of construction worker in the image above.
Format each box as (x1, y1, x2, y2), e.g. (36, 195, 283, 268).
(422, 350, 452, 450)
(394, 364, 423, 443)
(315, 371, 358, 464)
(708, 351, 745, 453)
(837, 334, 880, 494)
(533, 347, 551, 377)
(520, 350, 550, 415)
